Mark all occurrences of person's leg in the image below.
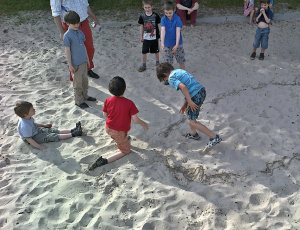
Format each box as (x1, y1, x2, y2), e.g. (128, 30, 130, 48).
(174, 45, 186, 70)
(142, 53, 147, 65)
(107, 152, 127, 163)
(58, 134, 72, 140)
(60, 130, 72, 134)
(188, 120, 215, 138)
(249, 10, 255, 24)
(79, 19, 95, 71)
(72, 66, 85, 105)
(81, 63, 89, 100)
(189, 9, 197, 27)
(179, 63, 185, 70)
(176, 9, 187, 26)
(155, 52, 159, 63)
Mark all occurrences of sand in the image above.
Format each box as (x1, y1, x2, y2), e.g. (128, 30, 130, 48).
(0, 10, 300, 230)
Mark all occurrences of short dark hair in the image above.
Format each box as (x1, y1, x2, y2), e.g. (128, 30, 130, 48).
(143, 0, 154, 6)
(14, 101, 33, 118)
(109, 76, 126, 96)
(64, 10, 80, 24)
(260, 0, 270, 4)
(156, 62, 174, 82)
(164, 1, 175, 10)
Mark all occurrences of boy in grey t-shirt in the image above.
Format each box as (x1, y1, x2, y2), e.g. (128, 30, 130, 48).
(63, 10, 96, 109)
(14, 101, 82, 150)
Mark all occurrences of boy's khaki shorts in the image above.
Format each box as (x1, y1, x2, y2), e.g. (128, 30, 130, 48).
(31, 128, 60, 144)
(105, 125, 131, 154)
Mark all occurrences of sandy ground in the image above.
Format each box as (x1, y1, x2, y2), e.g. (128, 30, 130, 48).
(0, 9, 300, 230)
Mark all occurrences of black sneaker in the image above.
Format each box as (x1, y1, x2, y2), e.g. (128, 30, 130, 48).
(185, 132, 200, 140)
(250, 52, 256, 60)
(88, 156, 107, 170)
(259, 53, 264, 60)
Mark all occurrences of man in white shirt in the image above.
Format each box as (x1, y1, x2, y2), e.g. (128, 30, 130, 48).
(50, 0, 100, 79)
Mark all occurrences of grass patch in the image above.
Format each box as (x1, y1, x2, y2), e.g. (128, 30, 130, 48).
(0, 0, 299, 16)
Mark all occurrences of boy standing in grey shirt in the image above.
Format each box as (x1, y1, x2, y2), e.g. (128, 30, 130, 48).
(63, 11, 96, 109)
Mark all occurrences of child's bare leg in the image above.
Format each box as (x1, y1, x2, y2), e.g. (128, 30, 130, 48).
(261, 48, 265, 53)
(59, 130, 72, 134)
(58, 133, 72, 140)
(253, 47, 257, 52)
(249, 10, 254, 23)
(107, 152, 126, 163)
(155, 52, 159, 62)
(188, 120, 215, 138)
(179, 63, 185, 70)
(142, 53, 147, 64)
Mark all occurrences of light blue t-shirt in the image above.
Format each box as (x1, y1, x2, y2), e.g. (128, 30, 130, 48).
(161, 14, 183, 47)
(270, 0, 273, 4)
(18, 117, 39, 140)
(63, 28, 87, 66)
(169, 69, 203, 98)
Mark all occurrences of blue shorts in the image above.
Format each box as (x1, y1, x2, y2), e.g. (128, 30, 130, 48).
(253, 27, 270, 49)
(186, 88, 206, 120)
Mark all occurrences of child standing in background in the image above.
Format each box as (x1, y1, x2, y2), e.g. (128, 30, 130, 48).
(138, 0, 161, 72)
(244, 0, 257, 25)
(161, 1, 185, 74)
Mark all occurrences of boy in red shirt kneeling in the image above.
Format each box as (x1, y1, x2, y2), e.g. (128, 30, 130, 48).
(88, 76, 149, 170)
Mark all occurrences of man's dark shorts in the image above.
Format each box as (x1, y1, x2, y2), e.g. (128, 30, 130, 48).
(142, 39, 159, 54)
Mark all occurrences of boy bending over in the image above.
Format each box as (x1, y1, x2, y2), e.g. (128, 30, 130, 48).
(88, 77, 149, 170)
(157, 63, 222, 150)
(14, 101, 82, 150)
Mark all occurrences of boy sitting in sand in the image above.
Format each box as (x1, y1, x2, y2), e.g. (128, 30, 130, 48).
(156, 62, 222, 150)
(88, 77, 149, 170)
(138, 0, 161, 72)
(63, 10, 96, 109)
(250, 0, 273, 61)
(14, 101, 82, 150)
(161, 1, 185, 74)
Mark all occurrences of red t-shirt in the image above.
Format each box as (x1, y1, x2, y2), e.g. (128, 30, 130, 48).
(103, 96, 139, 132)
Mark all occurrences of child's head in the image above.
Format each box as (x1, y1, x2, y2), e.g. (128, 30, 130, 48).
(156, 62, 174, 82)
(164, 1, 176, 19)
(14, 101, 34, 118)
(260, 0, 270, 9)
(143, 0, 154, 13)
(109, 76, 126, 96)
(64, 10, 80, 26)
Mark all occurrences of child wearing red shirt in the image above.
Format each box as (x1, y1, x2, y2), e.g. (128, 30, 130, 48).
(88, 76, 149, 170)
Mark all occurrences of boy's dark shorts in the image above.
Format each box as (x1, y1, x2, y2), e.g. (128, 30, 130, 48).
(31, 128, 60, 144)
(187, 88, 206, 120)
(142, 39, 159, 54)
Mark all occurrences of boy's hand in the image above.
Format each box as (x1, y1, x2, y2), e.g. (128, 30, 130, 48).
(260, 8, 265, 13)
(69, 65, 75, 74)
(38, 145, 48, 150)
(188, 101, 199, 112)
(172, 45, 178, 54)
(44, 124, 52, 128)
(140, 37, 143, 43)
(141, 122, 149, 131)
(161, 44, 165, 52)
(87, 60, 90, 68)
(179, 103, 188, 114)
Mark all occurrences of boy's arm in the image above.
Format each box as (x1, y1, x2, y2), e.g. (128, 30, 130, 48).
(65, 46, 75, 73)
(158, 23, 161, 37)
(189, 2, 199, 13)
(103, 112, 108, 118)
(261, 9, 271, 23)
(140, 24, 144, 42)
(179, 101, 188, 114)
(160, 26, 165, 51)
(178, 83, 199, 111)
(35, 122, 52, 128)
(26, 137, 47, 150)
(131, 114, 149, 131)
(172, 27, 181, 53)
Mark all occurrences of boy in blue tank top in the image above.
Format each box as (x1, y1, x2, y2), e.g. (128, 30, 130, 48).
(157, 62, 222, 150)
